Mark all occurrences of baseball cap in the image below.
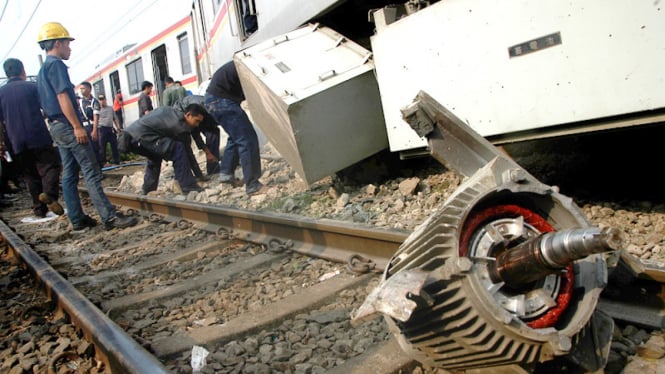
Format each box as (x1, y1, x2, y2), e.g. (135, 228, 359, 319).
(98, 94, 106, 100)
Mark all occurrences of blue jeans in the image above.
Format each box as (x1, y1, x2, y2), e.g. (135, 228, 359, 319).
(15, 146, 61, 217)
(49, 121, 116, 225)
(204, 94, 262, 193)
(98, 126, 120, 164)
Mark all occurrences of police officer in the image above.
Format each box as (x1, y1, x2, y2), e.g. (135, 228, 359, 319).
(78, 81, 104, 168)
(36, 22, 137, 231)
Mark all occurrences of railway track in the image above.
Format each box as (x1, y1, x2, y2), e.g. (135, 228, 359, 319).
(3, 122, 665, 373)
(1, 187, 425, 373)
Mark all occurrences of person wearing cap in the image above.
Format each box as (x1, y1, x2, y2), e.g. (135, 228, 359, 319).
(0, 57, 63, 218)
(96, 94, 120, 165)
(35, 21, 137, 231)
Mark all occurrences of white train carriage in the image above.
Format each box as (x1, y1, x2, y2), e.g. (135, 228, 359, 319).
(83, 0, 665, 186)
(84, 16, 198, 126)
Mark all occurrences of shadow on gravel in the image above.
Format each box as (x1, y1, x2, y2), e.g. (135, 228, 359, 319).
(334, 149, 446, 188)
(319, 122, 664, 213)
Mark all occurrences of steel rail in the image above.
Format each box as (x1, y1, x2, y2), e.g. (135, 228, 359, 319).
(0, 220, 170, 374)
(102, 190, 408, 271)
(105, 190, 665, 333)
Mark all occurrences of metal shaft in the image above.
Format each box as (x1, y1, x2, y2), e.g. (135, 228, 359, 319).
(488, 227, 623, 287)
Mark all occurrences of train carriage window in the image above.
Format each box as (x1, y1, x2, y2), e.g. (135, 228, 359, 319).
(235, 0, 258, 38)
(92, 80, 105, 99)
(126, 58, 144, 94)
(178, 33, 192, 75)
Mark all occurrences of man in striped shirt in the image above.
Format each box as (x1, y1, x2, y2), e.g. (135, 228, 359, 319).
(96, 95, 120, 165)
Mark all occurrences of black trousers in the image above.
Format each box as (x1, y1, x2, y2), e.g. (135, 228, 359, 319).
(16, 146, 62, 216)
(127, 139, 197, 193)
(115, 109, 124, 129)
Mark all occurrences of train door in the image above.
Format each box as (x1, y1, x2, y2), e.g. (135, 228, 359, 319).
(151, 45, 169, 106)
(192, 0, 211, 80)
(110, 71, 121, 100)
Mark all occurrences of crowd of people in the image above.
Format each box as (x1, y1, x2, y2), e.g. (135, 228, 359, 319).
(0, 21, 270, 233)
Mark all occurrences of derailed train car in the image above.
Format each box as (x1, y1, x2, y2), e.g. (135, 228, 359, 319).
(84, 1, 665, 370)
(87, 0, 665, 179)
(231, 0, 665, 185)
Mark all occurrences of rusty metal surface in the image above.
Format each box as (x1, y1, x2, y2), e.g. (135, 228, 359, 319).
(2, 185, 407, 372)
(103, 190, 408, 271)
(0, 220, 170, 374)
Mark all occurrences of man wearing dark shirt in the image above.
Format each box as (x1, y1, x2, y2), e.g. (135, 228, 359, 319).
(122, 104, 206, 194)
(36, 21, 137, 231)
(174, 95, 220, 175)
(204, 61, 266, 196)
(0, 58, 63, 218)
(138, 81, 154, 118)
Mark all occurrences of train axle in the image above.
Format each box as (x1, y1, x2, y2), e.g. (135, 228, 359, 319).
(489, 227, 623, 287)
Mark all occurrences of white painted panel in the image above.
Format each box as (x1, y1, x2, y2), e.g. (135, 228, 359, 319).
(372, 0, 665, 151)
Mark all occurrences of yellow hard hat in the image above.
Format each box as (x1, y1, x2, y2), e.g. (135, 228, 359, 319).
(37, 22, 74, 43)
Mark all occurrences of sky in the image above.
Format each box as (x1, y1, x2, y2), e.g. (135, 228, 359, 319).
(0, 0, 191, 83)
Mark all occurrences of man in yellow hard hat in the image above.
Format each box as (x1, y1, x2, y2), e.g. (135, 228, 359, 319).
(35, 22, 137, 232)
